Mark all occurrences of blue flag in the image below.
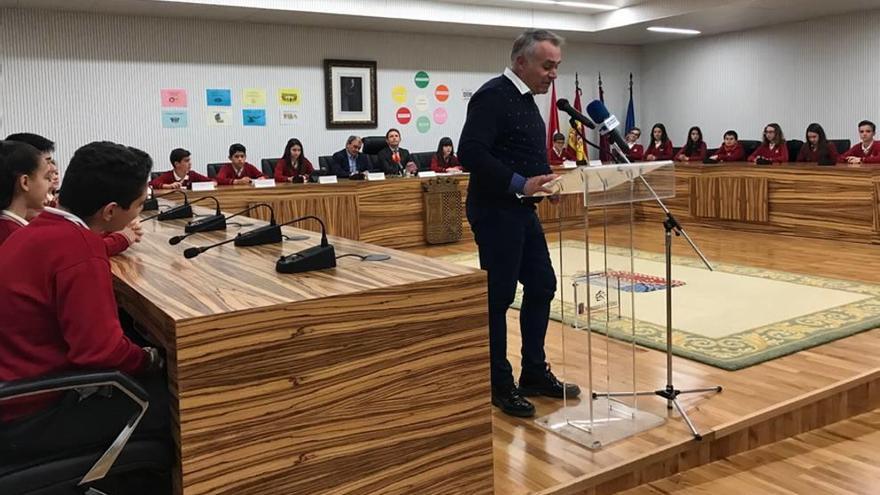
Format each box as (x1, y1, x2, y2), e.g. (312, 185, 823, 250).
(625, 73, 635, 133)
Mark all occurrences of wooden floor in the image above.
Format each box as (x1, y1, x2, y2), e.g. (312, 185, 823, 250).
(405, 221, 880, 495)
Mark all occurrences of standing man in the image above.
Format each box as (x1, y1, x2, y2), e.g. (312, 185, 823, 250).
(459, 29, 580, 418)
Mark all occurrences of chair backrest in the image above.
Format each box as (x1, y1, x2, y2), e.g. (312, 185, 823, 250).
(260, 158, 280, 177)
(413, 152, 435, 171)
(206, 163, 225, 178)
(361, 136, 386, 156)
(318, 156, 333, 174)
(739, 140, 761, 159)
(830, 139, 851, 154)
(786, 139, 803, 161)
(150, 171, 166, 181)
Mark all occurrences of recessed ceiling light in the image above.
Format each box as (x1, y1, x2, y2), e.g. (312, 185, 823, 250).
(508, 0, 619, 10)
(647, 26, 701, 35)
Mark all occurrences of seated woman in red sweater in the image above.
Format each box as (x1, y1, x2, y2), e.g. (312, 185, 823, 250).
(796, 123, 838, 163)
(274, 138, 315, 183)
(624, 127, 644, 161)
(644, 123, 674, 161)
(748, 123, 788, 163)
(674, 126, 707, 162)
(708, 130, 745, 162)
(0, 140, 53, 246)
(547, 132, 575, 166)
(839, 120, 880, 164)
(0, 141, 167, 461)
(431, 136, 463, 173)
(149, 148, 213, 190)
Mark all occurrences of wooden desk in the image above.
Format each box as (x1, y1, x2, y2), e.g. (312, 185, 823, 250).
(110, 205, 493, 494)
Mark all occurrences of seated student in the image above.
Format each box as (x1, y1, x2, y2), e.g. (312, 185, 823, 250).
(674, 126, 707, 162)
(748, 123, 788, 163)
(796, 123, 839, 163)
(0, 141, 167, 462)
(274, 138, 315, 183)
(839, 120, 880, 164)
(548, 132, 575, 165)
(431, 136, 463, 173)
(149, 148, 213, 189)
(215, 143, 265, 185)
(5, 133, 59, 207)
(708, 130, 745, 162)
(624, 127, 644, 161)
(378, 128, 418, 176)
(644, 123, 674, 161)
(330, 135, 372, 178)
(0, 141, 53, 246)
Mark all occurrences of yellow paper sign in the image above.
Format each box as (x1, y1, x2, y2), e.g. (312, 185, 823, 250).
(242, 88, 267, 107)
(392, 85, 408, 104)
(278, 88, 301, 106)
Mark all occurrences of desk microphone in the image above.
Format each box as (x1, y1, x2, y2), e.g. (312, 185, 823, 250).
(181, 204, 309, 258)
(275, 215, 335, 273)
(168, 196, 225, 244)
(143, 187, 159, 211)
(140, 189, 191, 222)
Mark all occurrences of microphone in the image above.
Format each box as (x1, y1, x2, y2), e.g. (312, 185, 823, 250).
(182, 196, 224, 233)
(556, 99, 596, 130)
(585, 100, 631, 156)
(143, 187, 159, 211)
(140, 189, 191, 222)
(275, 215, 335, 274)
(181, 205, 310, 258)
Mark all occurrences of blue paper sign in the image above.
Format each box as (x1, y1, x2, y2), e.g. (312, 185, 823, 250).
(206, 89, 232, 107)
(242, 109, 266, 126)
(161, 110, 188, 128)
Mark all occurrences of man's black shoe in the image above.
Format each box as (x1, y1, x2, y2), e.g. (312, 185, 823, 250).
(518, 365, 581, 399)
(491, 385, 536, 418)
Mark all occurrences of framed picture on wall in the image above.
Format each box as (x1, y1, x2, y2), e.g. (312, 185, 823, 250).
(324, 59, 377, 129)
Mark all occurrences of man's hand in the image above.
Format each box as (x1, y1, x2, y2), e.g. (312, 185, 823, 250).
(523, 174, 558, 196)
(405, 162, 419, 175)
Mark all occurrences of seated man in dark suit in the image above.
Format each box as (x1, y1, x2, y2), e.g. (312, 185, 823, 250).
(330, 135, 372, 178)
(377, 128, 418, 176)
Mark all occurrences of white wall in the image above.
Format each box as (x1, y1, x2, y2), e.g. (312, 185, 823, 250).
(640, 9, 880, 147)
(0, 8, 640, 176)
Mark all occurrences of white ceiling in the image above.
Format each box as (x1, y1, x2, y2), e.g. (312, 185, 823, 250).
(2, 0, 880, 45)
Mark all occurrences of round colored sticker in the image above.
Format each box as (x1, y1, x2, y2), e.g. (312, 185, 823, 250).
(416, 116, 431, 134)
(433, 107, 448, 125)
(414, 71, 430, 89)
(415, 95, 429, 112)
(396, 107, 412, 125)
(391, 85, 407, 104)
(434, 84, 449, 102)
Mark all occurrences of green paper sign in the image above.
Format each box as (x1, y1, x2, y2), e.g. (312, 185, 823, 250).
(416, 116, 431, 133)
(414, 71, 430, 89)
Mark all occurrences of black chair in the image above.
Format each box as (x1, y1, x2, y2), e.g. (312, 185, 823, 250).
(830, 139, 851, 154)
(739, 140, 761, 160)
(361, 136, 386, 156)
(206, 163, 225, 178)
(260, 158, 280, 177)
(412, 152, 435, 171)
(317, 156, 333, 175)
(150, 171, 166, 181)
(0, 371, 170, 495)
(786, 139, 803, 161)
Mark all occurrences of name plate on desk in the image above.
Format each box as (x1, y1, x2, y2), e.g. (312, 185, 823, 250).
(589, 160, 603, 167)
(419, 171, 438, 178)
(366, 172, 386, 181)
(562, 160, 577, 169)
(253, 178, 276, 188)
(191, 182, 216, 192)
(318, 175, 338, 184)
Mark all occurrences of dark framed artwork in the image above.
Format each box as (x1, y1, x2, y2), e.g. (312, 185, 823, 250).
(323, 59, 377, 129)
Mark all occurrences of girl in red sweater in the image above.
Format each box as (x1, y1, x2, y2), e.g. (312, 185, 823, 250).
(431, 136, 463, 172)
(674, 126, 707, 162)
(644, 123, 674, 161)
(275, 138, 315, 183)
(748, 123, 788, 163)
(796, 123, 838, 163)
(0, 140, 53, 246)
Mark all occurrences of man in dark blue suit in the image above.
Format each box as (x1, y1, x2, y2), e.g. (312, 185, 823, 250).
(459, 29, 580, 418)
(330, 135, 373, 178)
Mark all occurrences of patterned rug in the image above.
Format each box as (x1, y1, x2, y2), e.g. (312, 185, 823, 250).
(444, 241, 880, 370)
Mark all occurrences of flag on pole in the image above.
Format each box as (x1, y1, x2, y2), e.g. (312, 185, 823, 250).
(546, 80, 560, 161)
(625, 73, 636, 133)
(566, 73, 588, 163)
(598, 73, 612, 162)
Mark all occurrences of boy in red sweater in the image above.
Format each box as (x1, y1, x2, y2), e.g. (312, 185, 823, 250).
(149, 148, 214, 189)
(548, 132, 575, 165)
(215, 143, 265, 185)
(0, 141, 167, 461)
(709, 130, 745, 162)
(4, 133, 59, 207)
(839, 120, 880, 164)
(624, 128, 644, 161)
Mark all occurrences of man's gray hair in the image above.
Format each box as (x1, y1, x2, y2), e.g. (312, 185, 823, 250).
(510, 29, 564, 64)
(346, 135, 362, 145)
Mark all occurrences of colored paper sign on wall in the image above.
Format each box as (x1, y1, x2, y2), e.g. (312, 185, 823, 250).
(242, 88, 267, 107)
(206, 89, 232, 107)
(434, 84, 449, 102)
(433, 107, 448, 125)
(416, 115, 431, 134)
(392, 85, 408, 104)
(414, 71, 430, 89)
(161, 110, 188, 128)
(279, 109, 299, 126)
(396, 107, 412, 125)
(243, 109, 266, 126)
(414, 95, 429, 112)
(278, 88, 301, 106)
(207, 110, 231, 126)
(462, 88, 473, 101)
(161, 89, 187, 108)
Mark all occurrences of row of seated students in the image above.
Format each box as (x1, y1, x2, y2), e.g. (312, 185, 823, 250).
(620, 120, 880, 165)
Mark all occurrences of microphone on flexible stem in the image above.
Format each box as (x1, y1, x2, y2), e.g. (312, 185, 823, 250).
(181, 204, 312, 258)
(143, 187, 159, 211)
(275, 215, 335, 274)
(182, 196, 224, 233)
(556, 99, 596, 130)
(140, 189, 192, 222)
(585, 99, 631, 156)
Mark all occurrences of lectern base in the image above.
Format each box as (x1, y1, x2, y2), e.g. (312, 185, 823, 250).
(535, 398, 665, 450)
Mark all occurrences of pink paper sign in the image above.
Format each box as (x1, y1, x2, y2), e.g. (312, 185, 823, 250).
(161, 89, 188, 108)
(433, 107, 448, 125)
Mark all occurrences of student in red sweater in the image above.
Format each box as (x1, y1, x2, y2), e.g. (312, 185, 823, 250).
(644, 123, 674, 161)
(431, 136, 464, 173)
(0, 140, 53, 245)
(839, 120, 880, 164)
(0, 141, 168, 464)
(215, 143, 265, 185)
(274, 138, 315, 183)
(748, 123, 788, 163)
(5, 133, 59, 207)
(796, 123, 838, 163)
(548, 132, 575, 166)
(674, 126, 707, 162)
(708, 130, 745, 162)
(149, 148, 213, 189)
(624, 127, 644, 161)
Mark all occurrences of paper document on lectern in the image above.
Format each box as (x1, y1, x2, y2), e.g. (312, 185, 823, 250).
(539, 161, 675, 207)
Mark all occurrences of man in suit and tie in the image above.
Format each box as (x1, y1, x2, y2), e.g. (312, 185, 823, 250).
(377, 128, 418, 176)
(330, 135, 373, 178)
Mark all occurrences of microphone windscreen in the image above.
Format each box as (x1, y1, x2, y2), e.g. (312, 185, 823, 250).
(586, 100, 611, 122)
(169, 235, 184, 245)
(183, 247, 201, 259)
(555, 98, 570, 110)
